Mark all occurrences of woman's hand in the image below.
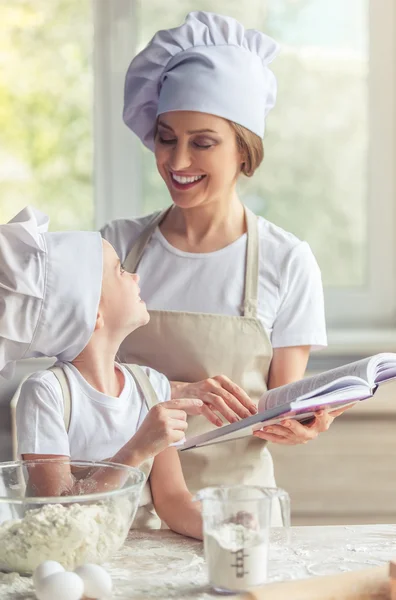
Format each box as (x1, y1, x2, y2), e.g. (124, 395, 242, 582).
(253, 405, 355, 445)
(171, 376, 257, 427)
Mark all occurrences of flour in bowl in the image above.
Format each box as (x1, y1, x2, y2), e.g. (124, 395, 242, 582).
(0, 498, 132, 574)
(204, 522, 268, 591)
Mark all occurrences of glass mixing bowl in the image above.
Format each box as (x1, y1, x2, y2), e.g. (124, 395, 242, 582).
(0, 459, 145, 574)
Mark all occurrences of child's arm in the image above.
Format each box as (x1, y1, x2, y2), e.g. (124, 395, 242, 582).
(150, 447, 203, 540)
(23, 398, 203, 497)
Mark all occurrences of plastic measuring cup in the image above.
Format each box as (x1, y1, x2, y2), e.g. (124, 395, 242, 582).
(195, 485, 290, 593)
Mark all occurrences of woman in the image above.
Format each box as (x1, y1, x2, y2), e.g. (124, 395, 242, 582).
(102, 11, 348, 501)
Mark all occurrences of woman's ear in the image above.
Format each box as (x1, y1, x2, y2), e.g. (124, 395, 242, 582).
(238, 145, 247, 172)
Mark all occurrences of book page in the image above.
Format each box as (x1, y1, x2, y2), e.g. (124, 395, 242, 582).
(371, 353, 396, 383)
(260, 357, 374, 411)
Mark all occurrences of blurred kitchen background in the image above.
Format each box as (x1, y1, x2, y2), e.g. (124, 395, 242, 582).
(0, 0, 395, 525)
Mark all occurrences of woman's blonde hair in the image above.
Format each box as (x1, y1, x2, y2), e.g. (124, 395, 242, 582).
(229, 122, 264, 177)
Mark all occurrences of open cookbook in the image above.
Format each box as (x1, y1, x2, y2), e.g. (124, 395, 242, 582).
(178, 353, 396, 451)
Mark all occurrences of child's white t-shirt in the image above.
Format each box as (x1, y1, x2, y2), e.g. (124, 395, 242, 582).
(16, 362, 170, 461)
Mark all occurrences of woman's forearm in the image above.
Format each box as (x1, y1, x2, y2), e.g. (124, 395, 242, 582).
(267, 346, 310, 389)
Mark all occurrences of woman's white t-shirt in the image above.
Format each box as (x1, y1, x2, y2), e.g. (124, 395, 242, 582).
(16, 362, 170, 461)
(102, 214, 327, 350)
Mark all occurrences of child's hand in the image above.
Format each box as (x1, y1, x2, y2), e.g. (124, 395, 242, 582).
(128, 399, 203, 462)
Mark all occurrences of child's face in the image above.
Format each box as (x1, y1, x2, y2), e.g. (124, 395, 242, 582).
(100, 240, 149, 333)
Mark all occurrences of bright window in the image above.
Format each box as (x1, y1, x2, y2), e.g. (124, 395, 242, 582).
(0, 0, 94, 230)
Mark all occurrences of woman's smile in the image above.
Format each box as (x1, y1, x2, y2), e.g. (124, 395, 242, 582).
(169, 171, 207, 191)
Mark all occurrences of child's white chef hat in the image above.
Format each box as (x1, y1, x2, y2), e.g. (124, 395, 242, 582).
(0, 206, 103, 378)
(123, 11, 280, 151)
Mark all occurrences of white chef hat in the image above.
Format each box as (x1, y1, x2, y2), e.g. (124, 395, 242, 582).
(124, 11, 280, 151)
(0, 206, 103, 379)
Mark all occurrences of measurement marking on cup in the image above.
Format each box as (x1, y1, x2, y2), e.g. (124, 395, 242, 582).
(231, 548, 250, 578)
(230, 516, 249, 578)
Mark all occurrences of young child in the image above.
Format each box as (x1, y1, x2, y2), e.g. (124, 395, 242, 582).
(0, 206, 203, 539)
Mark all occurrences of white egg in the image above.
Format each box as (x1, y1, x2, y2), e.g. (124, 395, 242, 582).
(74, 563, 113, 598)
(33, 560, 65, 589)
(35, 571, 84, 600)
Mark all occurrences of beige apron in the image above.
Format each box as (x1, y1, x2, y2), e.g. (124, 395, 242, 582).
(121, 206, 280, 522)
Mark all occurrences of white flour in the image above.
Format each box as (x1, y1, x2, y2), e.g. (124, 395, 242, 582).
(204, 523, 268, 591)
(0, 572, 33, 596)
(0, 498, 132, 574)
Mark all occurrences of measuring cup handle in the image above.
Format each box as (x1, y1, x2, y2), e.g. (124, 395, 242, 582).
(277, 489, 291, 543)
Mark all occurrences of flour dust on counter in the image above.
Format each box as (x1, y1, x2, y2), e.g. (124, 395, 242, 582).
(0, 572, 33, 598)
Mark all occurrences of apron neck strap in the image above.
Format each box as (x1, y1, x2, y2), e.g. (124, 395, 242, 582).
(243, 206, 259, 318)
(123, 207, 170, 273)
(123, 204, 259, 319)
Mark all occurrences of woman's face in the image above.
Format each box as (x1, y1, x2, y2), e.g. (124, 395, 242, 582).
(154, 111, 242, 209)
